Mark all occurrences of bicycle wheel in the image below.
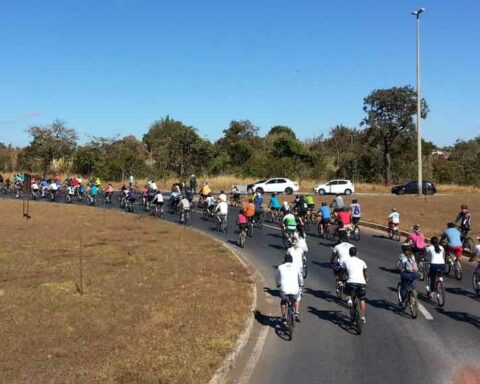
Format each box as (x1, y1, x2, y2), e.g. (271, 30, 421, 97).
(317, 222, 323, 237)
(239, 232, 245, 248)
(388, 229, 393, 239)
(454, 259, 463, 281)
(435, 280, 445, 307)
(352, 226, 360, 241)
(463, 237, 474, 253)
(445, 258, 452, 276)
(256, 216, 263, 230)
(302, 258, 307, 279)
(408, 290, 418, 319)
(336, 281, 342, 299)
(287, 303, 295, 341)
(355, 298, 363, 335)
(396, 282, 402, 304)
(472, 269, 480, 296)
(246, 223, 253, 238)
(394, 230, 401, 242)
(418, 260, 425, 281)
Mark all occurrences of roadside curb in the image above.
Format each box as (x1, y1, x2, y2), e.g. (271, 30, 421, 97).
(185, 226, 259, 384)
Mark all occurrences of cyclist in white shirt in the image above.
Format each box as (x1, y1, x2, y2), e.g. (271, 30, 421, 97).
(148, 180, 158, 192)
(275, 253, 304, 323)
(425, 236, 446, 298)
(341, 247, 368, 323)
(151, 190, 164, 206)
(331, 233, 354, 283)
(286, 238, 304, 279)
(388, 208, 400, 227)
(215, 200, 228, 222)
(218, 190, 227, 203)
(177, 196, 190, 211)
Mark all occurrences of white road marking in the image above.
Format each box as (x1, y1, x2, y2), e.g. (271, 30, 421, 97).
(235, 324, 269, 384)
(418, 303, 434, 320)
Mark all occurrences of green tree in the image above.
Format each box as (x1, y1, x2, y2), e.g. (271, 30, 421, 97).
(24, 120, 78, 176)
(361, 86, 429, 184)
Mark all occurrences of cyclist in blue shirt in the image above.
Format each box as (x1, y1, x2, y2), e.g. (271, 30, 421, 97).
(441, 222, 463, 260)
(254, 192, 264, 219)
(318, 202, 331, 224)
(269, 193, 280, 211)
(90, 184, 98, 197)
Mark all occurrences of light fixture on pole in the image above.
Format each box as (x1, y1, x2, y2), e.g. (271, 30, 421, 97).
(412, 7, 426, 195)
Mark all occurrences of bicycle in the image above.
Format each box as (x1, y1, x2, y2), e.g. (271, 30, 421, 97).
(253, 213, 263, 230)
(413, 249, 427, 281)
(459, 227, 474, 253)
(283, 294, 297, 341)
(238, 227, 247, 248)
(388, 223, 401, 241)
(125, 199, 135, 213)
(350, 222, 361, 241)
(302, 254, 308, 279)
(397, 279, 418, 319)
(203, 206, 215, 222)
(281, 225, 295, 248)
(317, 219, 332, 240)
(444, 246, 462, 281)
(180, 209, 190, 226)
(348, 287, 364, 335)
(472, 260, 480, 297)
(216, 215, 228, 234)
(266, 209, 279, 224)
(425, 265, 446, 307)
(246, 217, 254, 237)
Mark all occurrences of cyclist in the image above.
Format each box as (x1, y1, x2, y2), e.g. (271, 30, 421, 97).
(205, 193, 216, 215)
(305, 194, 315, 211)
(295, 225, 309, 255)
(66, 184, 75, 201)
(408, 224, 426, 258)
(40, 178, 48, 197)
(280, 201, 291, 216)
(282, 211, 297, 239)
(331, 193, 344, 212)
(218, 190, 227, 203)
(215, 198, 228, 225)
(331, 233, 353, 284)
(318, 202, 331, 224)
(231, 185, 241, 205)
(286, 238, 305, 289)
(342, 247, 368, 323)
(129, 173, 134, 187)
(201, 182, 211, 199)
(441, 222, 463, 260)
(268, 193, 281, 215)
(350, 199, 361, 226)
(236, 209, 248, 235)
(398, 250, 419, 308)
(388, 208, 400, 231)
(31, 179, 40, 198)
(336, 207, 352, 235)
(148, 179, 158, 192)
(177, 195, 191, 222)
(243, 199, 256, 224)
(89, 183, 98, 204)
(48, 179, 58, 200)
(254, 192, 264, 222)
(105, 183, 114, 204)
(95, 177, 102, 187)
(294, 195, 308, 218)
(151, 190, 164, 209)
(426, 236, 446, 299)
(455, 204, 471, 239)
(275, 253, 304, 324)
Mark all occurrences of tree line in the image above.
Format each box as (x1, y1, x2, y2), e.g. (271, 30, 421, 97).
(1, 85, 479, 186)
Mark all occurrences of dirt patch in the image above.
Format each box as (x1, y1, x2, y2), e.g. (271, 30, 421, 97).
(0, 200, 252, 384)
(313, 193, 480, 238)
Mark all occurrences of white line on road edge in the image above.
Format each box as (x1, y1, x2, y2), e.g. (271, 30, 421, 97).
(418, 303, 434, 320)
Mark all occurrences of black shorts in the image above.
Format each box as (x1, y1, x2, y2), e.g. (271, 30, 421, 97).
(345, 283, 366, 300)
(238, 223, 247, 231)
(352, 217, 360, 225)
(307, 204, 315, 210)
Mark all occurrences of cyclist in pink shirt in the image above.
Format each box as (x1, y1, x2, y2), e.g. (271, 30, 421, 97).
(408, 224, 426, 257)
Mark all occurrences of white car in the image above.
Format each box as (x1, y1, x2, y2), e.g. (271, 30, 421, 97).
(314, 179, 355, 195)
(247, 178, 299, 195)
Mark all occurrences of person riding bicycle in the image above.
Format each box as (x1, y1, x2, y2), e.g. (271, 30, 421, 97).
(408, 224, 426, 259)
(398, 250, 419, 308)
(286, 238, 305, 290)
(305, 194, 315, 211)
(388, 208, 400, 230)
(280, 201, 291, 216)
(201, 182, 211, 199)
(275, 253, 304, 324)
(455, 204, 471, 238)
(294, 195, 308, 218)
(318, 202, 331, 225)
(282, 211, 297, 238)
(215, 198, 228, 224)
(254, 192, 264, 221)
(336, 207, 352, 234)
(151, 190, 164, 208)
(243, 199, 256, 224)
(177, 195, 191, 214)
(218, 190, 227, 203)
(184, 187, 194, 204)
(66, 184, 75, 200)
(426, 236, 446, 299)
(350, 199, 361, 226)
(294, 225, 309, 255)
(441, 222, 463, 260)
(231, 185, 241, 204)
(127, 187, 136, 203)
(205, 193, 216, 215)
(269, 193, 281, 213)
(89, 183, 98, 203)
(331, 193, 344, 212)
(237, 209, 248, 234)
(331, 233, 353, 285)
(341, 247, 368, 323)
(105, 183, 114, 203)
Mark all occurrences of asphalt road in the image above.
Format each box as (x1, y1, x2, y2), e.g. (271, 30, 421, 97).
(4, 192, 480, 384)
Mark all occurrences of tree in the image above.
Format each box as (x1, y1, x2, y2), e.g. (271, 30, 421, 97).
(24, 120, 78, 176)
(361, 86, 429, 184)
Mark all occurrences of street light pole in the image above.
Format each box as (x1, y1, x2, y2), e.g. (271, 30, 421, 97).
(412, 7, 425, 196)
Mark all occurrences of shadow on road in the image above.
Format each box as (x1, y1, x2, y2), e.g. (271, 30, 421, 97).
(365, 298, 410, 318)
(267, 233, 283, 239)
(307, 306, 357, 335)
(379, 266, 400, 275)
(268, 244, 286, 251)
(264, 287, 281, 298)
(304, 288, 346, 307)
(445, 287, 480, 301)
(435, 308, 480, 329)
(253, 310, 291, 341)
(311, 261, 332, 269)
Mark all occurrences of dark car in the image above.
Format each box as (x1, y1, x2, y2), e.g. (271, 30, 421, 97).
(391, 180, 437, 195)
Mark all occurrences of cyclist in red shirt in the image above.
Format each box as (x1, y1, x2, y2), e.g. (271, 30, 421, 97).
(336, 207, 352, 232)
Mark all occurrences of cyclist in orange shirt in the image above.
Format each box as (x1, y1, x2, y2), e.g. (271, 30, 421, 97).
(243, 199, 256, 222)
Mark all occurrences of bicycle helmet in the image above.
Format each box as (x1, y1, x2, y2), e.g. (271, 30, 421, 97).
(461, 204, 468, 209)
(392, 208, 397, 212)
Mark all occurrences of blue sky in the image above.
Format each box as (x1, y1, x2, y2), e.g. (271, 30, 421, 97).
(0, 0, 478, 147)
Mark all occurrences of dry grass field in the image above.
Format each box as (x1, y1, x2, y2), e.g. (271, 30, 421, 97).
(0, 200, 252, 384)
(312, 193, 480, 238)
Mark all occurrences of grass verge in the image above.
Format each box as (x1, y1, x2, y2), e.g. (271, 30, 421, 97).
(0, 200, 252, 384)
